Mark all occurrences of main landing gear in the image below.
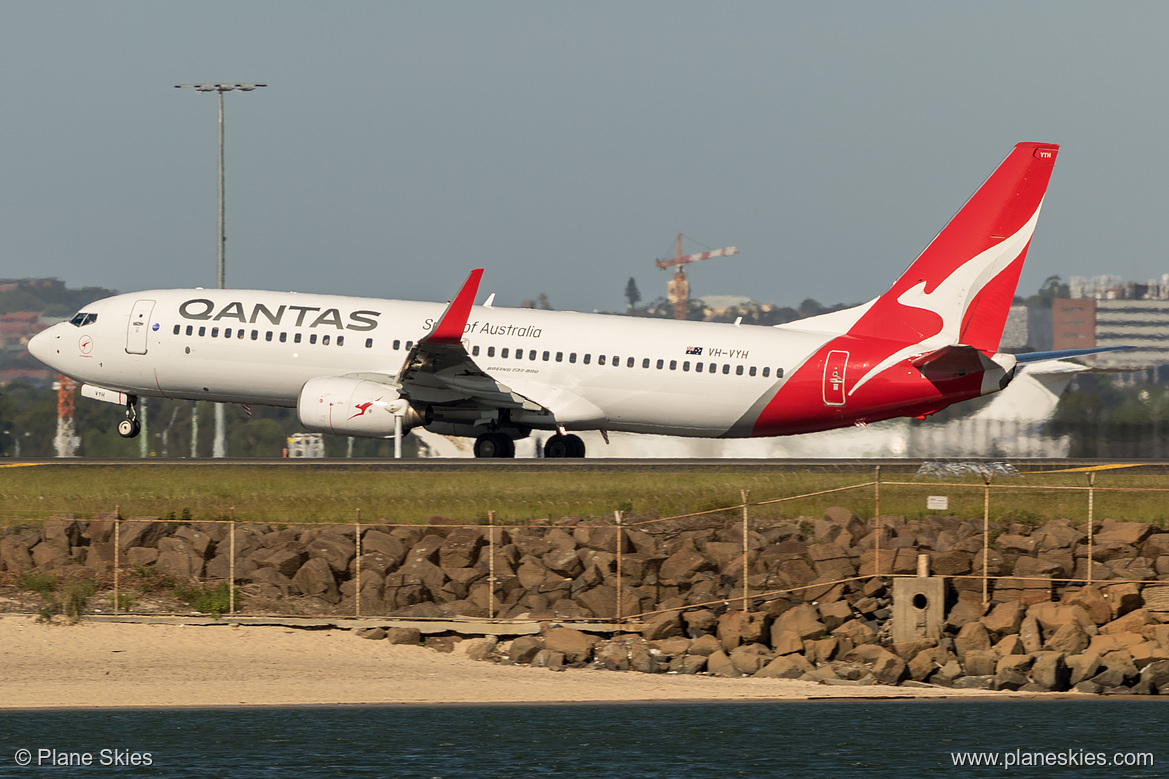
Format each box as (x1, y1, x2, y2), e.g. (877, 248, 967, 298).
(471, 432, 587, 458)
(117, 395, 141, 439)
(473, 432, 515, 458)
(543, 433, 585, 458)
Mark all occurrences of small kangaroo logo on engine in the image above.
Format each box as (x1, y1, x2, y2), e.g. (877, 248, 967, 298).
(349, 398, 380, 420)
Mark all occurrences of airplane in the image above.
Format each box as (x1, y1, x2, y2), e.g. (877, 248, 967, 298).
(28, 141, 1123, 459)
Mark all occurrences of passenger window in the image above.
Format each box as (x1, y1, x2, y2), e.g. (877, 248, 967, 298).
(642, 358, 649, 368)
(776, 368, 784, 378)
(736, 365, 744, 376)
(251, 330, 259, 341)
(337, 336, 344, 346)
(516, 348, 523, 360)
(198, 327, 206, 337)
(488, 346, 496, 357)
(322, 335, 331, 345)
(556, 352, 563, 362)
(612, 356, 619, 366)
(211, 327, 219, 338)
(530, 350, 537, 360)
(598, 355, 606, 366)
(472, 345, 480, 356)
(584, 354, 591, 364)
(225, 328, 232, 338)
(237, 329, 244, 339)
(669, 360, 677, 370)
(501, 348, 509, 358)
(683, 361, 690, 371)
(722, 364, 730, 374)
(405, 341, 413, 349)
(172, 325, 180, 335)
(542, 351, 550, 361)
(393, 339, 401, 350)
(708, 362, 716, 373)
(186, 325, 193, 336)
(569, 353, 577, 363)
(366, 338, 374, 348)
(279, 332, 287, 343)
(310, 334, 317, 344)
(265, 331, 273, 342)
(763, 367, 770, 378)
(695, 363, 703, 373)
(656, 359, 664, 369)
(294, 333, 301, 344)
(749, 366, 757, 377)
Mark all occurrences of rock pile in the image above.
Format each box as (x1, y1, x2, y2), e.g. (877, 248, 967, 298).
(3, 509, 1169, 693)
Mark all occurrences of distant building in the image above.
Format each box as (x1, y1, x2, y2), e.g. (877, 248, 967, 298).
(1001, 305, 1052, 352)
(1052, 276, 1169, 378)
(0, 312, 45, 347)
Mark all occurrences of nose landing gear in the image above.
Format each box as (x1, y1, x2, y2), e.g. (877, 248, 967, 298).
(117, 395, 141, 438)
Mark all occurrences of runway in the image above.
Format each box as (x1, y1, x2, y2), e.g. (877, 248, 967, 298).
(4, 457, 1169, 474)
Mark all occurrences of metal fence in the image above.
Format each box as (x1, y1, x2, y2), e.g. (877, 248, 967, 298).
(5, 464, 1169, 622)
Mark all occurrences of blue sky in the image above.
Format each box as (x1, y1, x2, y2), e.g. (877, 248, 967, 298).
(3, 2, 1166, 312)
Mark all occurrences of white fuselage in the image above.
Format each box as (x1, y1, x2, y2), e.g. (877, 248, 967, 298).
(31, 289, 832, 438)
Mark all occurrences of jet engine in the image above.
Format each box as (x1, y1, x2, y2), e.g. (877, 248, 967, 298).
(297, 376, 422, 437)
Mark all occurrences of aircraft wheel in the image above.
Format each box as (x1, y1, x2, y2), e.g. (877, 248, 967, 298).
(544, 435, 571, 458)
(118, 419, 141, 439)
(564, 434, 586, 458)
(545, 434, 585, 458)
(474, 433, 515, 458)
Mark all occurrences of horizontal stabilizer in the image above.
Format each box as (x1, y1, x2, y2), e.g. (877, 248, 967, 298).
(1014, 346, 1133, 364)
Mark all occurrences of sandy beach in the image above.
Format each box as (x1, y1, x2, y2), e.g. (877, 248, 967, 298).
(0, 616, 1030, 709)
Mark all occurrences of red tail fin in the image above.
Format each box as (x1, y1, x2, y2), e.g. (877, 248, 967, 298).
(848, 142, 1059, 351)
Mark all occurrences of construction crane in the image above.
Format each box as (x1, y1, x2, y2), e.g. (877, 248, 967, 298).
(654, 234, 738, 320)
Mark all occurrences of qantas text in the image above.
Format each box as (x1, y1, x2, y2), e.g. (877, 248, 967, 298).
(178, 299, 380, 331)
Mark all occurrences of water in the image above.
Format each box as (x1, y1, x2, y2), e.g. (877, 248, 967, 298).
(0, 700, 1164, 778)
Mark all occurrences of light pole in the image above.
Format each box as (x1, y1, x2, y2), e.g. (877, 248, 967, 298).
(175, 83, 267, 458)
(3, 430, 29, 458)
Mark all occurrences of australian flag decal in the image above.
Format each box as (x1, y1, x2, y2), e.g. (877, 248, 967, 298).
(685, 346, 703, 355)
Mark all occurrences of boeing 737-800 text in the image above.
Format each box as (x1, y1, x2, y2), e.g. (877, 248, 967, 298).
(31, 142, 1103, 458)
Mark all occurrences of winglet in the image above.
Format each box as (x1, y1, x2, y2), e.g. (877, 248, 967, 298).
(424, 269, 484, 345)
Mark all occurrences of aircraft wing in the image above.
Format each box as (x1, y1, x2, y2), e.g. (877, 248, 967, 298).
(391, 269, 545, 413)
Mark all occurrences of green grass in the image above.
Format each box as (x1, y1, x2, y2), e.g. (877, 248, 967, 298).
(173, 582, 236, 617)
(0, 462, 1167, 527)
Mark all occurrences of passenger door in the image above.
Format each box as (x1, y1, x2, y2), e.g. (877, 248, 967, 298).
(125, 299, 156, 355)
(822, 349, 848, 406)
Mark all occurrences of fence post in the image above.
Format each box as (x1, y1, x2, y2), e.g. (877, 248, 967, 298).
(1087, 472, 1096, 587)
(615, 509, 624, 624)
(741, 489, 750, 612)
(874, 465, 881, 578)
(113, 516, 121, 615)
(355, 510, 362, 619)
(488, 509, 496, 621)
(982, 473, 992, 605)
(229, 520, 236, 616)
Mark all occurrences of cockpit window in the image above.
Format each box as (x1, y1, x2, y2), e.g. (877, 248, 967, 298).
(69, 312, 98, 327)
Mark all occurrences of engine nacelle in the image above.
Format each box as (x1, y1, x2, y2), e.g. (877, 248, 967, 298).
(297, 376, 421, 437)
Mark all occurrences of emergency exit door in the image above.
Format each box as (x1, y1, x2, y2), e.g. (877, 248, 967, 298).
(822, 349, 848, 406)
(125, 299, 156, 355)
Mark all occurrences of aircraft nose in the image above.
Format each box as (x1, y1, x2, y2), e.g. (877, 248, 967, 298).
(27, 326, 57, 367)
